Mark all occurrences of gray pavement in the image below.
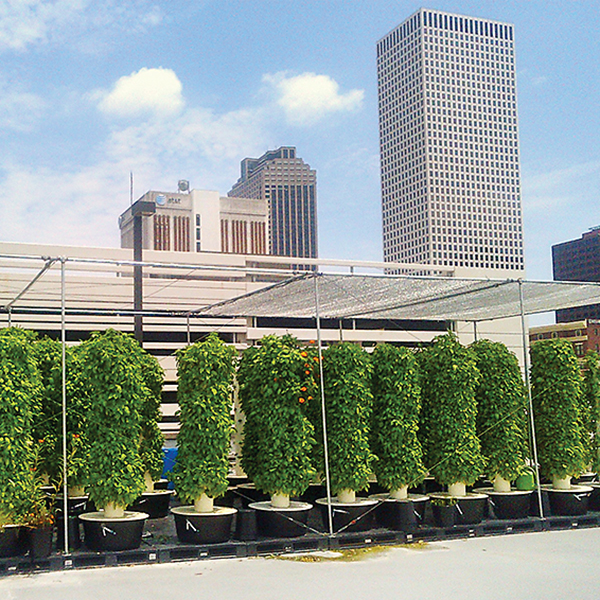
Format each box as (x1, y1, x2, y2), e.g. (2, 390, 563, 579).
(1, 527, 600, 599)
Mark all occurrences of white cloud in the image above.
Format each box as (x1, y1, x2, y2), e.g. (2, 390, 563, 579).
(96, 67, 185, 119)
(0, 81, 45, 131)
(0, 0, 163, 52)
(523, 160, 600, 212)
(0, 0, 88, 51)
(0, 77, 271, 247)
(263, 71, 364, 126)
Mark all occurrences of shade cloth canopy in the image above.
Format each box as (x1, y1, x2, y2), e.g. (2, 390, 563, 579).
(195, 273, 600, 322)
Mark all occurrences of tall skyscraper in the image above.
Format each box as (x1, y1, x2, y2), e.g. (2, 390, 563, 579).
(377, 9, 524, 271)
(228, 146, 318, 259)
(553, 228, 600, 322)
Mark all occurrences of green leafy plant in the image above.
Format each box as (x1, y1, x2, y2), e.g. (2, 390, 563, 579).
(419, 333, 484, 495)
(0, 328, 42, 524)
(312, 342, 374, 501)
(172, 333, 236, 511)
(238, 335, 316, 506)
(32, 339, 92, 492)
(80, 329, 146, 515)
(131, 345, 165, 490)
(530, 338, 586, 487)
(370, 343, 426, 498)
(581, 351, 600, 474)
(471, 339, 529, 490)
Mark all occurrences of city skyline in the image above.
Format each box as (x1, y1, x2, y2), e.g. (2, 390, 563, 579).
(0, 1, 598, 288)
(229, 146, 318, 259)
(378, 8, 523, 272)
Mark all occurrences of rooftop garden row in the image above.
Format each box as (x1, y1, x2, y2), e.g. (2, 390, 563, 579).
(0, 326, 599, 550)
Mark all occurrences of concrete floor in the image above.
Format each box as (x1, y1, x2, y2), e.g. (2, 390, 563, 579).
(1, 527, 600, 600)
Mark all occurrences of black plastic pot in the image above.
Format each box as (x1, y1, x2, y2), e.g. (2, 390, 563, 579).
(79, 511, 149, 551)
(299, 484, 326, 504)
(545, 485, 592, 516)
(589, 483, 600, 511)
(27, 525, 53, 560)
(128, 490, 173, 519)
(432, 503, 456, 528)
(456, 493, 488, 524)
(172, 506, 236, 544)
(430, 492, 488, 525)
(370, 494, 430, 532)
(234, 508, 257, 541)
(573, 473, 597, 485)
(316, 497, 378, 533)
(56, 515, 81, 551)
(0, 525, 22, 558)
(54, 495, 90, 517)
(236, 483, 269, 507)
(250, 501, 312, 538)
(482, 488, 533, 520)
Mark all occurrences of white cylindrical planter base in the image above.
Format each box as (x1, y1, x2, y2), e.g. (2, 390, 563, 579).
(104, 503, 126, 518)
(337, 489, 356, 503)
(271, 493, 290, 508)
(552, 476, 572, 490)
(144, 471, 155, 493)
(390, 486, 409, 500)
(448, 482, 466, 497)
(493, 476, 512, 493)
(194, 493, 214, 514)
(68, 486, 86, 498)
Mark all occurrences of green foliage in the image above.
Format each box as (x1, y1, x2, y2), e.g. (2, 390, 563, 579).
(471, 339, 529, 482)
(172, 333, 236, 503)
(80, 329, 146, 509)
(313, 342, 374, 495)
(419, 333, 484, 486)
(530, 339, 586, 480)
(370, 343, 426, 491)
(31, 338, 92, 488)
(0, 328, 41, 523)
(130, 344, 165, 481)
(238, 335, 316, 497)
(582, 351, 600, 473)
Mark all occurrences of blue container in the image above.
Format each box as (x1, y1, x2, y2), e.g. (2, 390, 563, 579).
(162, 447, 178, 489)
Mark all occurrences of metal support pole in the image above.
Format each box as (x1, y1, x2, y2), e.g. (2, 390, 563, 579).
(7, 308, 11, 327)
(473, 321, 478, 342)
(314, 274, 334, 535)
(60, 258, 70, 554)
(518, 280, 544, 519)
(186, 314, 191, 345)
(133, 213, 143, 344)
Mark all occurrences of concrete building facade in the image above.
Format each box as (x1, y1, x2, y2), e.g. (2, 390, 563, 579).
(228, 146, 318, 259)
(553, 228, 600, 322)
(377, 8, 524, 272)
(119, 189, 268, 255)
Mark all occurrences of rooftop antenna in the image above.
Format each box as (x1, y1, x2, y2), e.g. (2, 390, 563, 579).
(130, 171, 134, 205)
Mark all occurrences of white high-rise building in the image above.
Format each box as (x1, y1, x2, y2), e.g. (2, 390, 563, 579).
(377, 8, 524, 271)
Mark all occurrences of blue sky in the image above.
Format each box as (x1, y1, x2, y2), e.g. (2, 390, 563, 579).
(1, 0, 599, 283)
